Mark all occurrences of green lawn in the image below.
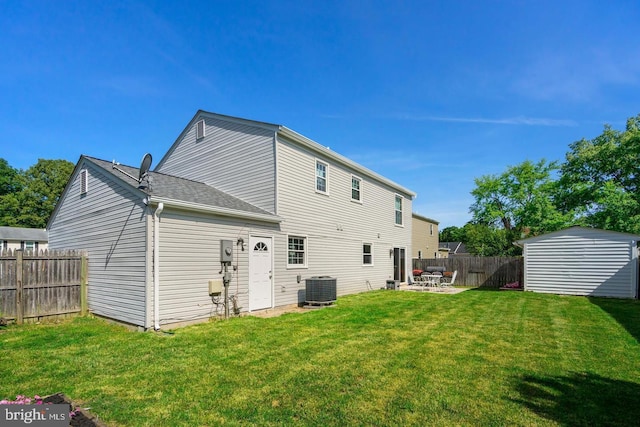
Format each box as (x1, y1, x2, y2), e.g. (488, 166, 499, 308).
(1, 289, 639, 426)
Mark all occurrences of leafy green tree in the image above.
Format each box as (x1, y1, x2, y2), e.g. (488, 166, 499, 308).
(558, 114, 640, 234)
(463, 223, 521, 256)
(470, 159, 572, 238)
(0, 158, 74, 228)
(0, 158, 21, 196)
(439, 225, 465, 242)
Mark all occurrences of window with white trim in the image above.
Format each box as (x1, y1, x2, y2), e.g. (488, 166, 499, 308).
(363, 243, 373, 265)
(351, 176, 362, 202)
(287, 236, 307, 267)
(395, 195, 403, 226)
(316, 160, 328, 193)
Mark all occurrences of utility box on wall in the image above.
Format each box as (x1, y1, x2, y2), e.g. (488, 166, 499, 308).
(220, 240, 233, 263)
(208, 279, 223, 295)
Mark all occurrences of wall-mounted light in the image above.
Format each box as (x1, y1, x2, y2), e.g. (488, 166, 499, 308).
(390, 248, 394, 256)
(237, 238, 245, 251)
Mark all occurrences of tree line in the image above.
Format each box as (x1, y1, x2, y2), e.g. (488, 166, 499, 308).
(440, 113, 640, 256)
(0, 158, 74, 229)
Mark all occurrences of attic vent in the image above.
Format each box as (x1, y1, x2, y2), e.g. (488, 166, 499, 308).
(80, 169, 88, 195)
(196, 119, 205, 139)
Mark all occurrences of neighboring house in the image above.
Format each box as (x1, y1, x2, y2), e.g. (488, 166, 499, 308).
(0, 226, 48, 253)
(48, 111, 415, 329)
(439, 241, 470, 257)
(516, 226, 639, 299)
(411, 213, 439, 259)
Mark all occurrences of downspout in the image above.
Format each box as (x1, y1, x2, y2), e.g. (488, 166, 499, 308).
(153, 202, 164, 330)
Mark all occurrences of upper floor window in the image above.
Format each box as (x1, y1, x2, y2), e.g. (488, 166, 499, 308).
(316, 160, 328, 193)
(395, 195, 403, 226)
(430, 223, 434, 236)
(351, 176, 362, 202)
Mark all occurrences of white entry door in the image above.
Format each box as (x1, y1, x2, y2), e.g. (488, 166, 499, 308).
(249, 236, 273, 311)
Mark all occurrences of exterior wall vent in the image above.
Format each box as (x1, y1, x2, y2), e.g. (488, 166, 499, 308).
(305, 276, 337, 305)
(196, 119, 205, 139)
(80, 169, 88, 195)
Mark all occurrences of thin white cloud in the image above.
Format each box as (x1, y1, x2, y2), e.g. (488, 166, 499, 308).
(389, 113, 577, 127)
(512, 47, 640, 102)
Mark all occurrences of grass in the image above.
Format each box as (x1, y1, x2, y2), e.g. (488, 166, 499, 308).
(1, 289, 639, 426)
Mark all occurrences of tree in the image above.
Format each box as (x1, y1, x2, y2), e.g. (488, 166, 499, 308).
(558, 114, 640, 234)
(463, 223, 521, 257)
(470, 159, 572, 239)
(0, 158, 74, 228)
(0, 158, 21, 196)
(439, 225, 465, 242)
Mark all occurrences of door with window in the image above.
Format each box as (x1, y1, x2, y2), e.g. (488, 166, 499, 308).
(249, 236, 273, 311)
(393, 247, 406, 282)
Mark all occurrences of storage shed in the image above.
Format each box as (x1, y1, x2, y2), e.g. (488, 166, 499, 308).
(516, 227, 639, 299)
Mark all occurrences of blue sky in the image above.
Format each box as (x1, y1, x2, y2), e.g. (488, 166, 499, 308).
(2, 1, 639, 228)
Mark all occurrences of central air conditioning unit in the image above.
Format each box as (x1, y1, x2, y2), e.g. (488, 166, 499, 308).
(305, 276, 337, 306)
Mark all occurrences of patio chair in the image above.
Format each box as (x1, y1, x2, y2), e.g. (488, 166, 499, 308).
(440, 271, 457, 288)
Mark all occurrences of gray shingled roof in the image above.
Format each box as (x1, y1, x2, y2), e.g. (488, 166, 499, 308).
(86, 157, 275, 217)
(0, 226, 48, 241)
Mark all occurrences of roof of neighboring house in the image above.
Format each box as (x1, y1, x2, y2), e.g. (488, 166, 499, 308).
(515, 226, 640, 246)
(0, 226, 48, 241)
(81, 156, 281, 223)
(439, 241, 469, 255)
(412, 212, 439, 224)
(157, 110, 417, 198)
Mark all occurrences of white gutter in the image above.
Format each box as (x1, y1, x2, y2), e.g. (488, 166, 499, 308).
(153, 202, 164, 330)
(147, 197, 282, 224)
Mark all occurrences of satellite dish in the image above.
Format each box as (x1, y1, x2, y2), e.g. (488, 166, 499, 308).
(138, 153, 152, 182)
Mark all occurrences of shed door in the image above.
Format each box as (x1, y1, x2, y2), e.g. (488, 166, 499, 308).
(249, 236, 273, 311)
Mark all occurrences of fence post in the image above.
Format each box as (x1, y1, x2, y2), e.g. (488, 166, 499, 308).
(16, 249, 23, 325)
(80, 255, 88, 315)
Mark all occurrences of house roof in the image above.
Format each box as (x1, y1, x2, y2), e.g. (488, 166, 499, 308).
(156, 110, 416, 199)
(439, 241, 469, 255)
(515, 226, 640, 246)
(84, 156, 281, 223)
(0, 226, 48, 241)
(412, 212, 439, 224)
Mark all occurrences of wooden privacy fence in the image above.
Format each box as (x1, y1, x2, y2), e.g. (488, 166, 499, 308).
(413, 256, 523, 288)
(0, 249, 88, 324)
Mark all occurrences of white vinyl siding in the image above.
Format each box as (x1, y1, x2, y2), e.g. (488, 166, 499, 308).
(156, 115, 278, 213)
(274, 135, 412, 304)
(48, 161, 148, 327)
(521, 227, 639, 299)
(157, 209, 278, 326)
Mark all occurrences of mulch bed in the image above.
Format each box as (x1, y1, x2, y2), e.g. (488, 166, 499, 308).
(43, 393, 107, 427)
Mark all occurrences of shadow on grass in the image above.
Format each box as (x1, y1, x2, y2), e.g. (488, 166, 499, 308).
(588, 297, 640, 343)
(513, 372, 640, 426)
